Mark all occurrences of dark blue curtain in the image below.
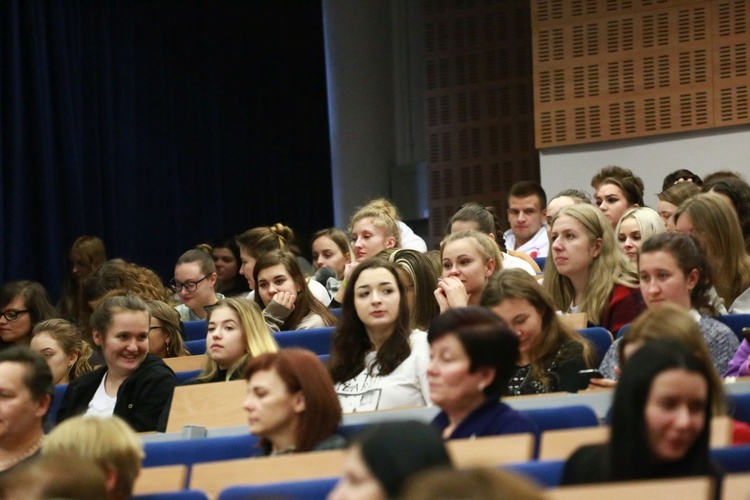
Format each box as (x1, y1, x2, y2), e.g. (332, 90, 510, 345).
(0, 0, 333, 299)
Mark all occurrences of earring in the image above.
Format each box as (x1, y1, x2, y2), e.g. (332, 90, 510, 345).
(478, 382, 485, 391)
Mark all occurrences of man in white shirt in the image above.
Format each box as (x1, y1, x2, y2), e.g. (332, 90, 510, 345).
(504, 181, 549, 258)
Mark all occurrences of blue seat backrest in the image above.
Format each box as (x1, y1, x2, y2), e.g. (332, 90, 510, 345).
(218, 477, 337, 500)
(711, 444, 750, 473)
(274, 327, 334, 355)
(184, 339, 207, 355)
(616, 323, 630, 339)
(533, 257, 546, 271)
(523, 405, 599, 433)
(578, 327, 613, 363)
(330, 307, 342, 318)
(182, 320, 208, 341)
(143, 433, 258, 468)
(47, 383, 68, 427)
(505, 460, 565, 488)
(134, 492, 209, 500)
(175, 369, 202, 384)
(717, 314, 750, 343)
(727, 393, 750, 425)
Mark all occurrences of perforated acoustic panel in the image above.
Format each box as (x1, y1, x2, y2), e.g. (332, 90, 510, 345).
(532, 0, 750, 148)
(424, 0, 539, 248)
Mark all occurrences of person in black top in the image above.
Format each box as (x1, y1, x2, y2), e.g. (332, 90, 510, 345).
(562, 339, 722, 486)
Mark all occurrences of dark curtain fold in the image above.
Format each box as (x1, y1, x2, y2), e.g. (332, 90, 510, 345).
(0, 0, 333, 299)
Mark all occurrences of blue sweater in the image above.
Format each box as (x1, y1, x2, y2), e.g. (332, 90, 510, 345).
(432, 396, 539, 439)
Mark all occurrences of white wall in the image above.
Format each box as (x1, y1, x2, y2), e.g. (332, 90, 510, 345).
(540, 126, 750, 207)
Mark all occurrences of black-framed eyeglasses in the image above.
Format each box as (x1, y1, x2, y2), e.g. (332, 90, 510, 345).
(0, 309, 29, 321)
(170, 274, 211, 293)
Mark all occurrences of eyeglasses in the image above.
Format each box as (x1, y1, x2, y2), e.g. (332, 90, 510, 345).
(170, 274, 211, 292)
(0, 310, 29, 321)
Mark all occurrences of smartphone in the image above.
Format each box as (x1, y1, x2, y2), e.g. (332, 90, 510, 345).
(578, 369, 604, 384)
(742, 327, 750, 344)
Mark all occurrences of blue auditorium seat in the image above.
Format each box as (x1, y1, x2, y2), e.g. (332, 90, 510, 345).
(728, 393, 750, 425)
(505, 460, 565, 488)
(330, 307, 342, 318)
(523, 405, 599, 434)
(717, 314, 750, 343)
(578, 327, 613, 363)
(218, 477, 337, 500)
(47, 383, 68, 427)
(175, 369, 202, 384)
(143, 434, 259, 468)
(185, 339, 207, 355)
(182, 320, 208, 341)
(134, 492, 208, 500)
(533, 257, 546, 271)
(616, 323, 630, 339)
(712, 444, 750, 473)
(274, 327, 334, 355)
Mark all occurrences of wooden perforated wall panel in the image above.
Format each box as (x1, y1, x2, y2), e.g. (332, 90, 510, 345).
(532, 0, 750, 148)
(424, 0, 539, 248)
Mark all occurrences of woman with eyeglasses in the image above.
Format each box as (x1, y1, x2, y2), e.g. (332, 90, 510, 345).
(0, 281, 57, 350)
(172, 248, 223, 321)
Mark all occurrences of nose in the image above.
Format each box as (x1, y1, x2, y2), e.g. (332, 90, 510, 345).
(426, 358, 438, 376)
(316, 256, 325, 268)
(242, 394, 255, 412)
(445, 264, 460, 277)
(624, 237, 635, 249)
(370, 291, 383, 304)
(354, 237, 364, 249)
(552, 235, 563, 251)
(517, 212, 526, 222)
(178, 287, 190, 297)
(126, 338, 139, 352)
(268, 285, 278, 297)
(674, 405, 692, 429)
(212, 328, 222, 340)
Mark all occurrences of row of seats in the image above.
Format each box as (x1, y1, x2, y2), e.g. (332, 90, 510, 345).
(132, 443, 750, 499)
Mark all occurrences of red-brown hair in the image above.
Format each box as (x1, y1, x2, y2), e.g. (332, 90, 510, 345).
(244, 349, 341, 452)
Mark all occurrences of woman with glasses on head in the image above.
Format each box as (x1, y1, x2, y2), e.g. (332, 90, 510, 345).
(172, 248, 223, 321)
(0, 281, 57, 351)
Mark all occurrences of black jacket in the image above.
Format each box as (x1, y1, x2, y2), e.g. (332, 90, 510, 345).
(57, 353, 176, 432)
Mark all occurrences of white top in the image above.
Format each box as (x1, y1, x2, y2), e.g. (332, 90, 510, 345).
(729, 287, 750, 314)
(335, 330, 431, 413)
(247, 278, 332, 307)
(398, 221, 428, 252)
(503, 226, 549, 258)
(502, 253, 536, 276)
(85, 374, 117, 418)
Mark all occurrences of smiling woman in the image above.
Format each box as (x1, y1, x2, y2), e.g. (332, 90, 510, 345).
(56, 295, 176, 432)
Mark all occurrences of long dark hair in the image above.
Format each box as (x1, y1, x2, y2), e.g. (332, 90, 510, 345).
(252, 250, 336, 330)
(609, 339, 714, 481)
(328, 260, 411, 383)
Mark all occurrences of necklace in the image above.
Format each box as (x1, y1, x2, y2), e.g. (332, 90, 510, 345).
(0, 434, 45, 470)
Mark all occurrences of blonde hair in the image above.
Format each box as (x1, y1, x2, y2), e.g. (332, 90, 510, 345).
(440, 230, 503, 275)
(197, 298, 279, 382)
(544, 204, 638, 325)
(235, 223, 295, 259)
(43, 416, 144, 499)
(615, 207, 665, 247)
(674, 192, 750, 307)
(621, 303, 725, 415)
(349, 199, 402, 248)
(31, 319, 93, 382)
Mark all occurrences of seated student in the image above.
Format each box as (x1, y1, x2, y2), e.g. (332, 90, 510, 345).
(30, 319, 93, 385)
(187, 297, 278, 384)
(615, 207, 665, 263)
(402, 467, 544, 500)
(57, 295, 176, 432)
(328, 421, 453, 500)
(236, 223, 332, 306)
(447, 203, 538, 275)
(252, 250, 336, 332)
(702, 176, 750, 254)
(366, 198, 427, 252)
(427, 307, 538, 439)
(562, 339, 721, 486)
(657, 182, 701, 230)
(311, 228, 355, 297)
(503, 181, 550, 258)
(43, 415, 144, 500)
(597, 232, 738, 382)
(243, 349, 345, 456)
(172, 248, 223, 321)
(675, 193, 750, 313)
(545, 204, 645, 334)
(435, 230, 503, 312)
(388, 249, 441, 331)
(482, 269, 595, 395)
(328, 260, 430, 412)
(0, 347, 52, 477)
(211, 237, 251, 297)
(662, 169, 703, 190)
(0, 281, 57, 350)
(545, 189, 592, 242)
(59, 235, 107, 325)
(146, 300, 189, 358)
